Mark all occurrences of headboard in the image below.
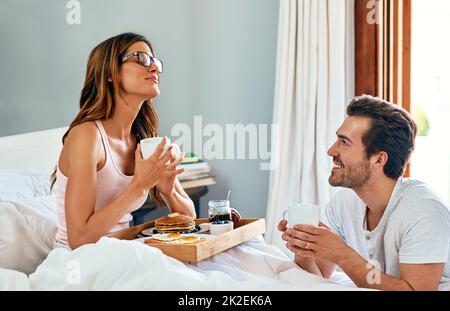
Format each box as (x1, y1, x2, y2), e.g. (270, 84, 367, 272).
(0, 127, 68, 174)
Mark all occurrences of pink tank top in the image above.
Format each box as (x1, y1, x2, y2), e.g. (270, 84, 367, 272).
(54, 120, 147, 246)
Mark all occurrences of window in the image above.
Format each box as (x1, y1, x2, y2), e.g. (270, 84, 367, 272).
(410, 0, 450, 203)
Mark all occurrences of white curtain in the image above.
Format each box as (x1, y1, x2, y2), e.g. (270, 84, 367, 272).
(265, 0, 355, 253)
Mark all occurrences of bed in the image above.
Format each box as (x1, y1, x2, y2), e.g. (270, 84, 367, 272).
(0, 127, 364, 291)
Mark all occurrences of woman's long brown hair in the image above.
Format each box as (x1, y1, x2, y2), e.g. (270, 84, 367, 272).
(51, 32, 162, 204)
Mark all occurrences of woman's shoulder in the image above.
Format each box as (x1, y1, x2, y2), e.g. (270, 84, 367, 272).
(64, 121, 102, 154)
(66, 121, 100, 142)
(59, 121, 104, 174)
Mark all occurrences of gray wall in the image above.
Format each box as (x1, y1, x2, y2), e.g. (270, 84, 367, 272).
(0, 0, 279, 218)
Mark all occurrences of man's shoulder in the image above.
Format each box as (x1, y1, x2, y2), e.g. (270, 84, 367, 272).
(394, 178, 450, 218)
(396, 178, 448, 207)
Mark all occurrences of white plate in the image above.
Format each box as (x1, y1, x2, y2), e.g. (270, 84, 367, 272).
(198, 222, 210, 232)
(140, 227, 157, 236)
(135, 233, 214, 243)
(141, 224, 210, 236)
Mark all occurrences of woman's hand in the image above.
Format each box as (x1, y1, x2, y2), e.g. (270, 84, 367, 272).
(156, 145, 185, 195)
(132, 138, 184, 192)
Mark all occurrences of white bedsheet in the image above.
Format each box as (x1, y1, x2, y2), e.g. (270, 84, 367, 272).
(0, 236, 364, 291)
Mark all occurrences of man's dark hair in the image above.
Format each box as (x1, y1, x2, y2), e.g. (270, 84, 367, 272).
(347, 95, 417, 179)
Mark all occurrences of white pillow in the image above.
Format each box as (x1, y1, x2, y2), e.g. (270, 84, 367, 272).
(0, 195, 57, 275)
(0, 169, 51, 202)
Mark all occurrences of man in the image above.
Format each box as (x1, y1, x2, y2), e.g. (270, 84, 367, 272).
(279, 95, 450, 291)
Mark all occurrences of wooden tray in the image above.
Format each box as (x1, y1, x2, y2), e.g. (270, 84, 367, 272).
(107, 218, 265, 263)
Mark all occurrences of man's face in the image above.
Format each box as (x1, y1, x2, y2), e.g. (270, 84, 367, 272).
(327, 116, 373, 189)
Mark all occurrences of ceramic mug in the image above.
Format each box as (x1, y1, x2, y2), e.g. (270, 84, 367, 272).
(282, 203, 321, 227)
(140, 137, 180, 160)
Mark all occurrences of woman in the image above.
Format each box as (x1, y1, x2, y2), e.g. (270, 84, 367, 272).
(52, 33, 195, 250)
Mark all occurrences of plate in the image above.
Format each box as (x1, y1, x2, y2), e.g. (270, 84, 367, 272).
(140, 224, 209, 236)
(135, 233, 214, 244)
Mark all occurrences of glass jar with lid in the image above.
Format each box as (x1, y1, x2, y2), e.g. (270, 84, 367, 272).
(208, 200, 232, 222)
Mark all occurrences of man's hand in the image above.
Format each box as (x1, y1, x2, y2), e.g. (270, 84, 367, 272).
(285, 224, 349, 265)
(277, 220, 337, 278)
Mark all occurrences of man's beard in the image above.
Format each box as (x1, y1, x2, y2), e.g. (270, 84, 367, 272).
(329, 159, 371, 189)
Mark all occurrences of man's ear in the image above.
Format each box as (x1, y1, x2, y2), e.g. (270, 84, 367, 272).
(371, 151, 388, 168)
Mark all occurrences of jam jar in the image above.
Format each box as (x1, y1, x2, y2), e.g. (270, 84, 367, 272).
(208, 200, 232, 222)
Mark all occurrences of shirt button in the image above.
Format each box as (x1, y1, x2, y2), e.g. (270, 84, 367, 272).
(365, 236, 370, 240)
(369, 254, 373, 260)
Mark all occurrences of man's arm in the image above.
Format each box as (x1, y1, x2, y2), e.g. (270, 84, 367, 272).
(338, 247, 445, 291)
(293, 255, 337, 279)
(290, 224, 445, 291)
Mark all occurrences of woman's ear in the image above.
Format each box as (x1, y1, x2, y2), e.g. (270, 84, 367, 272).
(107, 77, 112, 82)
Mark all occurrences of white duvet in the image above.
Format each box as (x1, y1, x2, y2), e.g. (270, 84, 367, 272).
(0, 175, 447, 291)
(0, 195, 363, 291)
(0, 236, 362, 291)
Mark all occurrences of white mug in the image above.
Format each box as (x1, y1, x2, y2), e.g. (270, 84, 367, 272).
(140, 137, 180, 160)
(282, 203, 321, 228)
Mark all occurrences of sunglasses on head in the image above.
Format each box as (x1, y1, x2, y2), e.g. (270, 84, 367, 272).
(121, 51, 163, 73)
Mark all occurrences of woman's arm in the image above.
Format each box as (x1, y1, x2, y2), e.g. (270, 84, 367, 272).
(64, 125, 177, 249)
(160, 179, 196, 217)
(64, 124, 144, 249)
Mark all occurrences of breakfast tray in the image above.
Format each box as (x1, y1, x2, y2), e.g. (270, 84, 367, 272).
(108, 218, 265, 263)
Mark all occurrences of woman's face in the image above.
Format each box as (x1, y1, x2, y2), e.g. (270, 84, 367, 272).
(118, 41, 160, 100)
